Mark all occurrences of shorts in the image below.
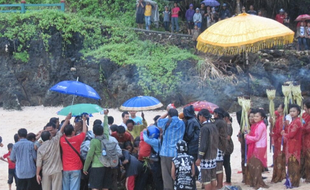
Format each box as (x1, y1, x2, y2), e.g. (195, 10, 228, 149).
(187, 21, 194, 29)
(195, 22, 201, 29)
(8, 169, 16, 184)
(89, 167, 112, 189)
(136, 13, 144, 24)
(216, 161, 223, 174)
(200, 168, 216, 185)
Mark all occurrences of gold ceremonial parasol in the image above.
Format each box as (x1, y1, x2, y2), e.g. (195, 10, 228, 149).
(197, 13, 295, 55)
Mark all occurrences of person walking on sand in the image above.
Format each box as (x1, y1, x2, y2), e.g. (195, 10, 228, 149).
(213, 108, 227, 189)
(10, 128, 37, 190)
(36, 114, 71, 190)
(281, 104, 303, 187)
(196, 109, 219, 190)
(0, 136, 3, 147)
(171, 140, 195, 190)
(60, 114, 87, 190)
(157, 107, 185, 190)
(1, 143, 17, 190)
(245, 109, 269, 189)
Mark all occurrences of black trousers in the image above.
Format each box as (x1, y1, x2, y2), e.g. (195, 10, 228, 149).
(223, 154, 232, 183)
(17, 176, 39, 190)
(150, 161, 163, 190)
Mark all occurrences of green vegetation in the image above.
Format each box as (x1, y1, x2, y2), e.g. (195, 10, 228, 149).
(0, 0, 199, 96)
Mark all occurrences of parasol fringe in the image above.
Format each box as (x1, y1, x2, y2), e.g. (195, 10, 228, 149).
(196, 34, 294, 55)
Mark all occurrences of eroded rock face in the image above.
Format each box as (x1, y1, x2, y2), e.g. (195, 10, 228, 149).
(0, 30, 309, 112)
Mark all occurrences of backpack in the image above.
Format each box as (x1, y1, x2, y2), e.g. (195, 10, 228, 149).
(96, 136, 120, 167)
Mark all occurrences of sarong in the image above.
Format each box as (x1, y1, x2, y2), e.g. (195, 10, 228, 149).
(271, 152, 286, 183)
(288, 156, 300, 187)
(246, 157, 269, 189)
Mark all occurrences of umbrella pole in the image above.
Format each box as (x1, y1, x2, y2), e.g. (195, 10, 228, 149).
(71, 96, 76, 105)
(246, 52, 250, 96)
(71, 77, 79, 105)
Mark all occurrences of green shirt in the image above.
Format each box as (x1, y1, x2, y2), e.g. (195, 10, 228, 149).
(103, 115, 109, 140)
(83, 138, 103, 171)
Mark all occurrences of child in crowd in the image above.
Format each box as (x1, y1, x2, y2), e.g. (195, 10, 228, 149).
(171, 140, 195, 190)
(296, 21, 308, 51)
(193, 8, 202, 31)
(192, 25, 200, 54)
(306, 22, 310, 47)
(0, 136, 3, 147)
(1, 143, 17, 190)
(144, 2, 152, 30)
(163, 6, 170, 32)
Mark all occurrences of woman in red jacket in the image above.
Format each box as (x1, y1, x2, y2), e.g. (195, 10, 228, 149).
(281, 104, 303, 187)
(302, 100, 310, 182)
(271, 103, 286, 183)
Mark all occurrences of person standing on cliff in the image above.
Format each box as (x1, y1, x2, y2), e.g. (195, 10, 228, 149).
(144, 1, 152, 30)
(185, 4, 195, 35)
(163, 6, 170, 32)
(171, 2, 180, 33)
(136, 0, 145, 29)
(275, 9, 285, 24)
(219, 3, 231, 20)
(247, 5, 257, 15)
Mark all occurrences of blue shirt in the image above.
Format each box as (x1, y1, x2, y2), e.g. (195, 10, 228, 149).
(130, 116, 143, 125)
(157, 116, 185, 157)
(10, 139, 37, 179)
(143, 130, 161, 153)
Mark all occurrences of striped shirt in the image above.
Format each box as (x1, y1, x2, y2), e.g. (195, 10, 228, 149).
(157, 116, 185, 157)
(10, 139, 37, 179)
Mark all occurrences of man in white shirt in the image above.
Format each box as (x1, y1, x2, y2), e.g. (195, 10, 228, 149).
(120, 111, 129, 130)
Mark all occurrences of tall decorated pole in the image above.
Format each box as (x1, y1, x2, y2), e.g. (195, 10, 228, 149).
(281, 83, 292, 151)
(266, 89, 276, 152)
(238, 97, 251, 166)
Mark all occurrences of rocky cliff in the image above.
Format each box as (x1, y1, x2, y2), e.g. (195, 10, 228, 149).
(0, 27, 309, 111)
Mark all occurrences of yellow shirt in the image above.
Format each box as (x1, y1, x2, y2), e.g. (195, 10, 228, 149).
(127, 120, 148, 139)
(145, 5, 152, 16)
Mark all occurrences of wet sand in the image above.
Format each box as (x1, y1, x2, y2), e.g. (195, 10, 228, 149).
(0, 106, 309, 190)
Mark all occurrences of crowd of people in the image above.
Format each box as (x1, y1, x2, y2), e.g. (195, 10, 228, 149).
(1, 99, 310, 190)
(0, 104, 236, 190)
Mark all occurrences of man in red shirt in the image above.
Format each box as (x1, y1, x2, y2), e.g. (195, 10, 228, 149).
(60, 115, 87, 190)
(111, 125, 133, 147)
(275, 9, 285, 24)
(1, 143, 17, 190)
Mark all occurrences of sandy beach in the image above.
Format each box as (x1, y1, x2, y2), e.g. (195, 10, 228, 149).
(0, 106, 310, 190)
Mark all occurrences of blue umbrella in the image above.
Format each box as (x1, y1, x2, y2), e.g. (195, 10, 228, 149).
(49, 80, 101, 101)
(120, 96, 163, 111)
(201, 0, 220, 7)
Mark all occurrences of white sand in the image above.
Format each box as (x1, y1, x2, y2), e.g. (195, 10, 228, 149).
(0, 106, 309, 190)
